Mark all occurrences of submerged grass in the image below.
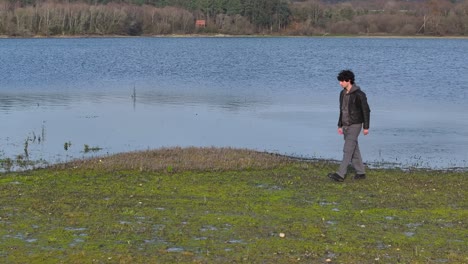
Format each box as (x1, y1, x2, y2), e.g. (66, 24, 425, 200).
(0, 147, 466, 263)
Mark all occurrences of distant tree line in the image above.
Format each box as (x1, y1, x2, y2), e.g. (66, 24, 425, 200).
(1, 0, 467, 36)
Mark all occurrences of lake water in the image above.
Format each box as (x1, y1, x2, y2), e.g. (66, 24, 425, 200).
(1, 37, 467, 170)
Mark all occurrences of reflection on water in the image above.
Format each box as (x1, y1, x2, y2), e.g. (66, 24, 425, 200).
(0, 37, 467, 170)
(0, 93, 75, 111)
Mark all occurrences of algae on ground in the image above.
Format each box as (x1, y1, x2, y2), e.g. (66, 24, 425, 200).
(0, 147, 466, 263)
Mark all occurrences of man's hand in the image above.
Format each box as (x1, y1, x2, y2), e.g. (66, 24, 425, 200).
(338, 128, 343, 135)
(363, 129, 369, 135)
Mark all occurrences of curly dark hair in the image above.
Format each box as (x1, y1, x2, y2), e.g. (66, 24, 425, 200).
(337, 70, 355, 84)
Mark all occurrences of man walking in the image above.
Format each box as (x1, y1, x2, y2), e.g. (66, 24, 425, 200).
(328, 70, 371, 182)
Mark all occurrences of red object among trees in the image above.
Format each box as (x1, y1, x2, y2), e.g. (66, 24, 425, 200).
(195, 20, 206, 27)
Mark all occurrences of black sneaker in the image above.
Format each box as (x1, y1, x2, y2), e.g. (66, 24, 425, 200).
(354, 174, 366, 180)
(328, 173, 344, 182)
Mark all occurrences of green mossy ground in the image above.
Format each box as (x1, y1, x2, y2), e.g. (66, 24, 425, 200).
(0, 148, 466, 263)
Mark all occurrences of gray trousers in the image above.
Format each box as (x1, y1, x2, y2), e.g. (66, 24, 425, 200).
(338, 124, 366, 177)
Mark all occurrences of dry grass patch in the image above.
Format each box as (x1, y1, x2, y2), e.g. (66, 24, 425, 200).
(52, 147, 296, 172)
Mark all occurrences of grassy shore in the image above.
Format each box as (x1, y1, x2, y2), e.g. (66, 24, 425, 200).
(0, 147, 466, 263)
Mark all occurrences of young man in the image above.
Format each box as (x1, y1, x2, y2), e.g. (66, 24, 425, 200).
(328, 70, 371, 182)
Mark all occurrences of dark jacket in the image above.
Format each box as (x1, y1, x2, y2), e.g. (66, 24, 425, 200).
(338, 85, 371, 129)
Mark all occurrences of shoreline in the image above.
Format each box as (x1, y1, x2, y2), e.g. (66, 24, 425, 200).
(1, 33, 468, 39)
(2, 147, 467, 173)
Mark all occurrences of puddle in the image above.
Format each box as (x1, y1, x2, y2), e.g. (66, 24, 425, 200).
(406, 223, 423, 228)
(226, 239, 244, 244)
(319, 201, 338, 206)
(64, 227, 87, 232)
(200, 225, 218, 232)
(69, 238, 85, 247)
(167, 247, 184, 253)
(144, 238, 167, 245)
(64, 227, 89, 246)
(4, 233, 37, 243)
(256, 184, 282, 191)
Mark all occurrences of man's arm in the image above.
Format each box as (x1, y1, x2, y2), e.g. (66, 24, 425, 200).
(359, 92, 371, 130)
